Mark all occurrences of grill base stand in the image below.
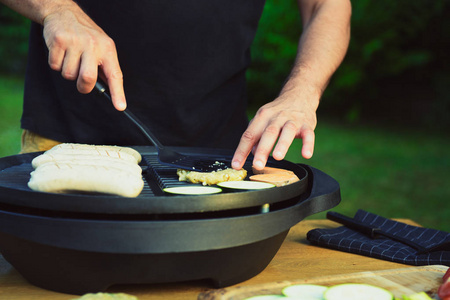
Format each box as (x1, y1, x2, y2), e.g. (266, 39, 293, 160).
(0, 231, 288, 295)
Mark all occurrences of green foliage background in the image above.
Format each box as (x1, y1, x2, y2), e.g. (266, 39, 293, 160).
(0, 6, 30, 74)
(248, 0, 450, 130)
(1, 0, 449, 129)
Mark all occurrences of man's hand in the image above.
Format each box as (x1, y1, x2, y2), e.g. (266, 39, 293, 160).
(43, 5, 126, 111)
(0, 0, 126, 111)
(232, 0, 351, 171)
(232, 85, 319, 171)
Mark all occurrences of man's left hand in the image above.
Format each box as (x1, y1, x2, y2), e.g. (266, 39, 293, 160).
(232, 86, 319, 171)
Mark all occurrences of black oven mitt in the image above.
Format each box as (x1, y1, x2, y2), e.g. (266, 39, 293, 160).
(306, 209, 450, 266)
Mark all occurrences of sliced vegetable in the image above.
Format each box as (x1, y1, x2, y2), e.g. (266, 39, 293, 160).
(252, 166, 295, 175)
(217, 180, 275, 190)
(401, 292, 433, 300)
(243, 296, 285, 300)
(163, 186, 222, 195)
(73, 292, 137, 300)
(282, 284, 328, 299)
(249, 173, 299, 187)
(323, 283, 394, 300)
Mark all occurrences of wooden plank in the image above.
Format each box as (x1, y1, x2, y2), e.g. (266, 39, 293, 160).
(198, 265, 448, 300)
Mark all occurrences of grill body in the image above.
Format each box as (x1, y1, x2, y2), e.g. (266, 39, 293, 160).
(0, 147, 340, 294)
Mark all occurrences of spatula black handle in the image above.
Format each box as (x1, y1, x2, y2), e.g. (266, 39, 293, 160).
(94, 81, 165, 151)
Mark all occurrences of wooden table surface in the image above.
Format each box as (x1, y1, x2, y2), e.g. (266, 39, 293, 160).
(0, 218, 420, 300)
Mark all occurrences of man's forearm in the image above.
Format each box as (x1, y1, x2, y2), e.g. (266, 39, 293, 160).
(282, 0, 352, 100)
(0, 0, 80, 24)
(231, 0, 351, 170)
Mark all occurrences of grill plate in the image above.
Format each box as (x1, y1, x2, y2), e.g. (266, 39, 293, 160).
(0, 147, 308, 215)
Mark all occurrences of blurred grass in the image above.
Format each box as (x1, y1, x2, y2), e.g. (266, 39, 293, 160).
(285, 119, 450, 232)
(0, 75, 449, 232)
(0, 75, 23, 156)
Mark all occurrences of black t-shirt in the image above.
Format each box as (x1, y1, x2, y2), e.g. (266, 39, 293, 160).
(22, 0, 266, 149)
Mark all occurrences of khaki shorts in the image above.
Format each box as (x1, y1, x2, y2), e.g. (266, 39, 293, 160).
(20, 130, 62, 154)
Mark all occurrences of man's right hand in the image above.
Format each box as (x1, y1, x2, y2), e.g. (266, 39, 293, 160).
(0, 0, 126, 111)
(43, 4, 126, 111)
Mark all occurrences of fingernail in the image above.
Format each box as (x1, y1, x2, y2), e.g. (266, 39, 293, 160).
(303, 150, 312, 159)
(273, 151, 283, 159)
(253, 160, 264, 170)
(232, 160, 240, 169)
(116, 101, 126, 111)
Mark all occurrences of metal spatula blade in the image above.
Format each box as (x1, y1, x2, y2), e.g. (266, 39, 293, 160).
(94, 81, 229, 172)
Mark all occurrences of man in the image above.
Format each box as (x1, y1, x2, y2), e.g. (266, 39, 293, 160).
(1, 0, 351, 171)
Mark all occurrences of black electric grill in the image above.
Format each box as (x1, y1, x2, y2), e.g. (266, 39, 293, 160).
(0, 146, 340, 295)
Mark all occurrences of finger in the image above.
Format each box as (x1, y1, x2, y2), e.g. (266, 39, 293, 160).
(300, 127, 315, 159)
(232, 129, 259, 170)
(231, 118, 267, 170)
(272, 121, 298, 161)
(48, 46, 65, 71)
(76, 51, 98, 94)
(252, 123, 281, 170)
(61, 49, 81, 81)
(100, 46, 126, 111)
(249, 119, 260, 157)
(106, 67, 126, 111)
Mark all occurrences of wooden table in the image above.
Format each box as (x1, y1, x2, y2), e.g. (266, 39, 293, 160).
(0, 219, 419, 300)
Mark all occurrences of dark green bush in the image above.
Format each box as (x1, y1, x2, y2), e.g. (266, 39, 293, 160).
(1, 1, 449, 130)
(248, 0, 450, 130)
(0, 6, 30, 74)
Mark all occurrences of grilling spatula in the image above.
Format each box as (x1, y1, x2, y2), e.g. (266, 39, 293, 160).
(94, 81, 228, 172)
